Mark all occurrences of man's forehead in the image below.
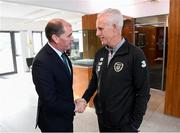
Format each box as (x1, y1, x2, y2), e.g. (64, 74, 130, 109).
(96, 19, 109, 27)
(97, 14, 109, 22)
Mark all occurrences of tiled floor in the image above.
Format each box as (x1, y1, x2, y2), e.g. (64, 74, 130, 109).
(0, 72, 180, 132)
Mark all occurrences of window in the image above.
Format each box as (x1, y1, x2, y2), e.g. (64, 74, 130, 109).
(32, 32, 43, 55)
(0, 32, 16, 74)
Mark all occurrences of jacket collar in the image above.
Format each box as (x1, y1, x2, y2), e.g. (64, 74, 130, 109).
(44, 43, 73, 76)
(44, 43, 57, 55)
(114, 38, 129, 56)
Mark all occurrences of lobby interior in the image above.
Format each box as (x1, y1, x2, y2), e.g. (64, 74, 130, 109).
(0, 0, 180, 132)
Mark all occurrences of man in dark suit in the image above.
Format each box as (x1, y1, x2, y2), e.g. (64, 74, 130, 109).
(32, 18, 75, 132)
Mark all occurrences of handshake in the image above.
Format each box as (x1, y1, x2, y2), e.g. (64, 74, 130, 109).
(74, 98, 87, 113)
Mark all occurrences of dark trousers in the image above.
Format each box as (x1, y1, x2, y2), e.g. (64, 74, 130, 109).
(97, 115, 121, 132)
(97, 113, 138, 132)
(38, 114, 73, 132)
(38, 122, 73, 132)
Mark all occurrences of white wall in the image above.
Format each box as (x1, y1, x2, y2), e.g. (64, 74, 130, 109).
(0, 17, 47, 31)
(0, 17, 82, 31)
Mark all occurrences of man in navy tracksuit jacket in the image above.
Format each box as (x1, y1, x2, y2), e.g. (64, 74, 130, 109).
(76, 8, 150, 132)
(83, 38, 150, 132)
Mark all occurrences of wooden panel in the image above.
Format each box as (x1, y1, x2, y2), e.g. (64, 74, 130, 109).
(82, 14, 97, 30)
(73, 66, 94, 107)
(122, 18, 134, 44)
(83, 30, 101, 59)
(82, 14, 101, 59)
(164, 0, 180, 117)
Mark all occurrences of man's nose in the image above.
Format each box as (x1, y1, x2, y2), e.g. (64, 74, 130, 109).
(96, 30, 100, 36)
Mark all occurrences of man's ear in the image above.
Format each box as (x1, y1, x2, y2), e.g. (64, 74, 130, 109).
(113, 24, 118, 32)
(51, 34, 58, 43)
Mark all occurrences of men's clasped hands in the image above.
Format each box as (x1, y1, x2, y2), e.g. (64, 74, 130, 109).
(74, 98, 87, 113)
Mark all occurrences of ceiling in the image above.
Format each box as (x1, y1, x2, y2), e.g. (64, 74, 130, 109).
(0, 0, 169, 31)
(0, 1, 84, 22)
(0, 0, 169, 20)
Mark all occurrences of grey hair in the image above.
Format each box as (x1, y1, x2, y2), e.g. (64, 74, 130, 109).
(98, 8, 124, 31)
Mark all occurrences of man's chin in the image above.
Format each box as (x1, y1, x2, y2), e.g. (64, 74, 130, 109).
(101, 42, 106, 45)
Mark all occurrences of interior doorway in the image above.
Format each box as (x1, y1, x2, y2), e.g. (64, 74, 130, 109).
(134, 22, 168, 90)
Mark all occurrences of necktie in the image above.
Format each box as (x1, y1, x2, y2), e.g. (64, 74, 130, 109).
(61, 53, 71, 74)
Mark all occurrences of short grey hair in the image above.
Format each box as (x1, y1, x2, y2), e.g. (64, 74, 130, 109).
(98, 8, 124, 31)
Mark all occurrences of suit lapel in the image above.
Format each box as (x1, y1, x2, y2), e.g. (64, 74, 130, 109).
(44, 44, 72, 79)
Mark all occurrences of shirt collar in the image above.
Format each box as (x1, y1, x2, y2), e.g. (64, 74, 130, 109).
(113, 37, 125, 53)
(48, 42, 63, 58)
(105, 37, 125, 53)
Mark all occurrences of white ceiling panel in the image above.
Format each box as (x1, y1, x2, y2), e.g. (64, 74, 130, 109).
(0, 1, 84, 21)
(0, 0, 169, 18)
(0, 0, 169, 31)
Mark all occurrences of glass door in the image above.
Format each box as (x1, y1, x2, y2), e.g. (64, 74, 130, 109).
(134, 23, 167, 90)
(0, 32, 17, 75)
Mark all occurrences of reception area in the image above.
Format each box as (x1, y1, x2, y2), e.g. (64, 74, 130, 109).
(0, 0, 180, 132)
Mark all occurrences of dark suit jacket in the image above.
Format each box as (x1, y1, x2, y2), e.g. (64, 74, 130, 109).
(32, 44, 75, 132)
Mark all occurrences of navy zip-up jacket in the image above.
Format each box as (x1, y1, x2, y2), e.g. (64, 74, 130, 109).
(83, 39, 150, 131)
